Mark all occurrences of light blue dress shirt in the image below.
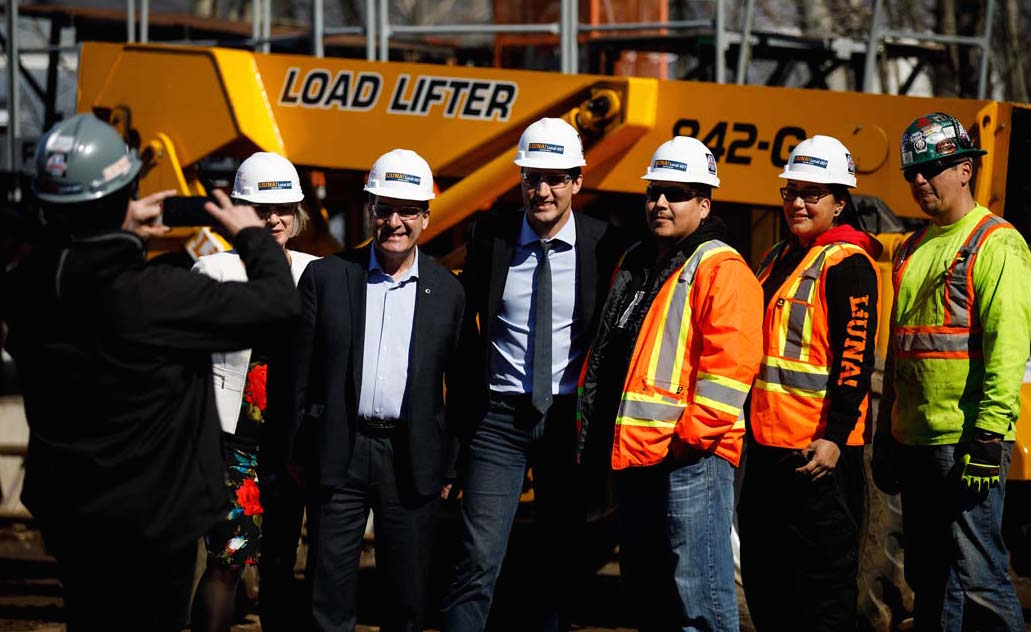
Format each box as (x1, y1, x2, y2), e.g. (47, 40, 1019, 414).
(357, 247, 419, 421)
(489, 214, 582, 396)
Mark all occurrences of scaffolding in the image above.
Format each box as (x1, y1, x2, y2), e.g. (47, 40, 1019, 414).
(0, 0, 999, 181)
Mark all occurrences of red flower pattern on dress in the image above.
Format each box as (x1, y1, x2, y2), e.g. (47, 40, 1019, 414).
(244, 364, 267, 410)
(236, 478, 263, 516)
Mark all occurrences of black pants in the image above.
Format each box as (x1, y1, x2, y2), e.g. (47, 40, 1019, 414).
(311, 429, 440, 632)
(259, 472, 311, 632)
(43, 530, 197, 632)
(738, 442, 865, 632)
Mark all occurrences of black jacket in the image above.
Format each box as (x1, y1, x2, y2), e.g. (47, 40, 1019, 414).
(453, 209, 621, 430)
(1, 227, 299, 549)
(273, 245, 464, 497)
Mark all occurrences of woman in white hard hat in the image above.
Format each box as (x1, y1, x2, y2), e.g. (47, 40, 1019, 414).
(577, 136, 763, 631)
(190, 152, 318, 632)
(738, 135, 882, 630)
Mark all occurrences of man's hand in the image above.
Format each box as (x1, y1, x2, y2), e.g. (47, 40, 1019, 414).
(440, 483, 453, 500)
(960, 431, 1003, 497)
(122, 189, 175, 240)
(796, 438, 841, 481)
(871, 433, 902, 495)
(204, 189, 263, 238)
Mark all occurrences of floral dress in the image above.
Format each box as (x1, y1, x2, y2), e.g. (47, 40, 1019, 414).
(204, 352, 268, 567)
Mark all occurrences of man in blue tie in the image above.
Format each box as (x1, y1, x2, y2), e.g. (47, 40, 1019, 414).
(442, 118, 619, 631)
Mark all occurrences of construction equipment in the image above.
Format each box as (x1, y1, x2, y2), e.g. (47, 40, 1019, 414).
(64, 40, 1031, 627)
(73, 37, 1031, 463)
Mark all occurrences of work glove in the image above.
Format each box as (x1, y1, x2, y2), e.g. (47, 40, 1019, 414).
(871, 432, 902, 495)
(960, 430, 1003, 496)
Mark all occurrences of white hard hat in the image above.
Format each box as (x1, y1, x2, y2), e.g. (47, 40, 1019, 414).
(232, 152, 305, 204)
(641, 136, 721, 188)
(778, 135, 857, 188)
(513, 118, 587, 170)
(364, 148, 435, 201)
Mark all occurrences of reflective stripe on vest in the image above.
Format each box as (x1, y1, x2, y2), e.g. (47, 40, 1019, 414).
(751, 240, 873, 448)
(615, 240, 749, 429)
(892, 213, 1008, 360)
(757, 243, 854, 364)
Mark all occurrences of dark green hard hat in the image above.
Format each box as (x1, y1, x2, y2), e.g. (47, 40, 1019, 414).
(33, 113, 142, 204)
(900, 112, 986, 171)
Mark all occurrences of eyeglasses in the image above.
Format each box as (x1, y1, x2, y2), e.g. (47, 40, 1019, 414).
(645, 185, 702, 203)
(252, 203, 296, 220)
(521, 172, 573, 189)
(903, 160, 960, 183)
(371, 203, 426, 221)
(779, 187, 834, 204)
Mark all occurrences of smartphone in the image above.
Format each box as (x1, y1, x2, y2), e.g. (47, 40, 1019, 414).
(161, 196, 217, 227)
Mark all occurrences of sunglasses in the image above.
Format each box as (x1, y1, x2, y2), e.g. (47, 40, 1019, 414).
(779, 187, 834, 204)
(252, 203, 297, 219)
(371, 203, 427, 220)
(903, 160, 961, 183)
(521, 172, 574, 189)
(645, 185, 702, 203)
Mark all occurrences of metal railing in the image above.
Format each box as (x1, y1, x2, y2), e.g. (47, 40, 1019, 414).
(3, 0, 995, 177)
(863, 0, 995, 98)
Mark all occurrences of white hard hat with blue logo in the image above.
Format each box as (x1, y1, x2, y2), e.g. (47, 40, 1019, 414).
(514, 118, 587, 170)
(642, 136, 721, 188)
(232, 152, 305, 204)
(364, 148, 436, 201)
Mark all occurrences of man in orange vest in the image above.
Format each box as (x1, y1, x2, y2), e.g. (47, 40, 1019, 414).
(578, 137, 763, 631)
(873, 112, 1031, 631)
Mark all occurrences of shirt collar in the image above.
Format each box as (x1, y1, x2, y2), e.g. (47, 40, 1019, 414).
(369, 245, 420, 283)
(519, 212, 577, 248)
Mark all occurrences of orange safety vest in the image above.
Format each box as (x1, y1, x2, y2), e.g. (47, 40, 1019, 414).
(611, 239, 762, 469)
(750, 240, 880, 449)
(892, 213, 1008, 360)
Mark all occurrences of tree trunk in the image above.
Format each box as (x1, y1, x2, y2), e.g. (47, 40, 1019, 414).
(1004, 0, 1030, 102)
(933, 0, 958, 97)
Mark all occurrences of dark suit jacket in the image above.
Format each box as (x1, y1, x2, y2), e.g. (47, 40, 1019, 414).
(453, 209, 620, 432)
(272, 244, 465, 497)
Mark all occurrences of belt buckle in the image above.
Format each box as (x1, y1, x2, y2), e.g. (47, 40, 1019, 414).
(361, 418, 398, 433)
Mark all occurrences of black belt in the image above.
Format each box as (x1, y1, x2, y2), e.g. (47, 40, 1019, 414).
(359, 418, 402, 434)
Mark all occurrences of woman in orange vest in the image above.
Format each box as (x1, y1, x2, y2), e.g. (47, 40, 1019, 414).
(578, 137, 763, 631)
(738, 135, 881, 631)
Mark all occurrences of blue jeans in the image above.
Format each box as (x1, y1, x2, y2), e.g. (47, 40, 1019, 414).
(441, 394, 585, 632)
(897, 441, 1024, 632)
(615, 452, 738, 632)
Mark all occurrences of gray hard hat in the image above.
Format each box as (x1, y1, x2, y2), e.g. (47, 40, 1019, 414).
(33, 113, 142, 204)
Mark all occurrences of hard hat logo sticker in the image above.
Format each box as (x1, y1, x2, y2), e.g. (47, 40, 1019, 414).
(101, 155, 131, 182)
(45, 134, 75, 153)
(706, 153, 717, 175)
(385, 172, 422, 186)
(936, 139, 957, 156)
(45, 153, 67, 177)
(845, 153, 855, 175)
(654, 159, 688, 172)
(527, 142, 565, 155)
(793, 155, 828, 169)
(257, 180, 294, 191)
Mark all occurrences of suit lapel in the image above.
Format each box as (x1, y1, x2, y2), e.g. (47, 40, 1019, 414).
(487, 212, 520, 341)
(574, 212, 598, 330)
(350, 245, 371, 402)
(410, 251, 434, 378)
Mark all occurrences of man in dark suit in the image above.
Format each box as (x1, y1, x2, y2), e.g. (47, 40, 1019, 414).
(442, 118, 619, 631)
(281, 148, 464, 632)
